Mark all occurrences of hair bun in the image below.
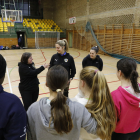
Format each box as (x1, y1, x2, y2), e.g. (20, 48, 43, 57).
(91, 46, 99, 53)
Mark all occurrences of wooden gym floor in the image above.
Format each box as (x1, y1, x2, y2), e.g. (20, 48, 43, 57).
(1, 48, 140, 140)
(1, 48, 140, 101)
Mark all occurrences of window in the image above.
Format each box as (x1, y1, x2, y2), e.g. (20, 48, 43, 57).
(0, 0, 39, 17)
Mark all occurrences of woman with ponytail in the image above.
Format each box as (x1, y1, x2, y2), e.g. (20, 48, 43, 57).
(27, 65, 97, 140)
(73, 66, 116, 140)
(111, 58, 140, 140)
(49, 39, 76, 97)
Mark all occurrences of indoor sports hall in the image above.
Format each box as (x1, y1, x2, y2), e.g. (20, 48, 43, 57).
(0, 0, 140, 140)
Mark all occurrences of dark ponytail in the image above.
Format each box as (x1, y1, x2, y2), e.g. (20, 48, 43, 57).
(50, 91, 73, 134)
(47, 65, 73, 134)
(130, 70, 140, 93)
(117, 58, 140, 93)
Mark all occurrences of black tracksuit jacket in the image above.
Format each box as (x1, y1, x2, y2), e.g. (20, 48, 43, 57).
(18, 62, 45, 91)
(82, 54, 103, 71)
(49, 53, 76, 79)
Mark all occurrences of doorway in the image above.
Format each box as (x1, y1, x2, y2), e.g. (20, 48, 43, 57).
(68, 32, 73, 48)
(17, 32, 27, 48)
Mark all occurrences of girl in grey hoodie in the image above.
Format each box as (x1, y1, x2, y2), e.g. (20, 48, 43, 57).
(27, 65, 97, 140)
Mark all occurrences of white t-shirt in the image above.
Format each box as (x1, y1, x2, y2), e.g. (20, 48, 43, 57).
(74, 91, 88, 106)
(72, 89, 101, 140)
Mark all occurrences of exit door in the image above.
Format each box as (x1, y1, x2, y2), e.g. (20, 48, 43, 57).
(68, 32, 73, 48)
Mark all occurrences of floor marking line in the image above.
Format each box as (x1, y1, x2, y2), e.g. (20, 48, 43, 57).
(6, 67, 13, 93)
(39, 85, 47, 94)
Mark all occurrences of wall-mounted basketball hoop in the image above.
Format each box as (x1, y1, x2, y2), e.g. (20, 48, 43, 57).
(69, 17, 76, 24)
(1, 9, 23, 23)
(10, 19, 15, 24)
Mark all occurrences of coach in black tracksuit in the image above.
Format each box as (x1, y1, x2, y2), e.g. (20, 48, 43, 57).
(82, 46, 103, 71)
(49, 39, 76, 97)
(18, 52, 49, 111)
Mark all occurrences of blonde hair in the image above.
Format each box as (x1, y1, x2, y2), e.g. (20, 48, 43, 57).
(56, 39, 69, 52)
(80, 66, 116, 140)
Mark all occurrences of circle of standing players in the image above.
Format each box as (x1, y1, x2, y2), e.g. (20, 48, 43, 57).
(49, 40, 103, 97)
(18, 39, 103, 112)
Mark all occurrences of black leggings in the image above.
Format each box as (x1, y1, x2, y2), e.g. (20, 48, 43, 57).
(112, 128, 140, 140)
(19, 87, 39, 111)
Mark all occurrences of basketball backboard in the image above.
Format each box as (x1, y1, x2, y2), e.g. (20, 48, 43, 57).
(69, 17, 76, 24)
(1, 9, 23, 23)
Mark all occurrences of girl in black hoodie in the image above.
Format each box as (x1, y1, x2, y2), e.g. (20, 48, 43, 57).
(82, 46, 103, 71)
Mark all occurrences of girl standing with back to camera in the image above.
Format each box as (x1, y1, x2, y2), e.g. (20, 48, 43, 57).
(49, 39, 76, 97)
(73, 66, 116, 140)
(111, 58, 140, 140)
(82, 46, 103, 71)
(27, 65, 97, 140)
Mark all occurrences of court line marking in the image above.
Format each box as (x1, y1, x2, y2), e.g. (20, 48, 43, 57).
(4, 49, 140, 99)
(4, 57, 13, 94)
(6, 67, 13, 93)
(9, 65, 17, 76)
(3, 76, 120, 90)
(4, 50, 121, 97)
(104, 73, 116, 75)
(6, 49, 80, 97)
(18, 87, 79, 98)
(8, 49, 81, 77)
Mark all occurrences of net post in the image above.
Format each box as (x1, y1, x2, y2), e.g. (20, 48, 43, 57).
(35, 31, 37, 49)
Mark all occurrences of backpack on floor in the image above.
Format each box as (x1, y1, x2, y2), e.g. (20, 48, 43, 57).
(5, 46, 10, 50)
(11, 45, 16, 49)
